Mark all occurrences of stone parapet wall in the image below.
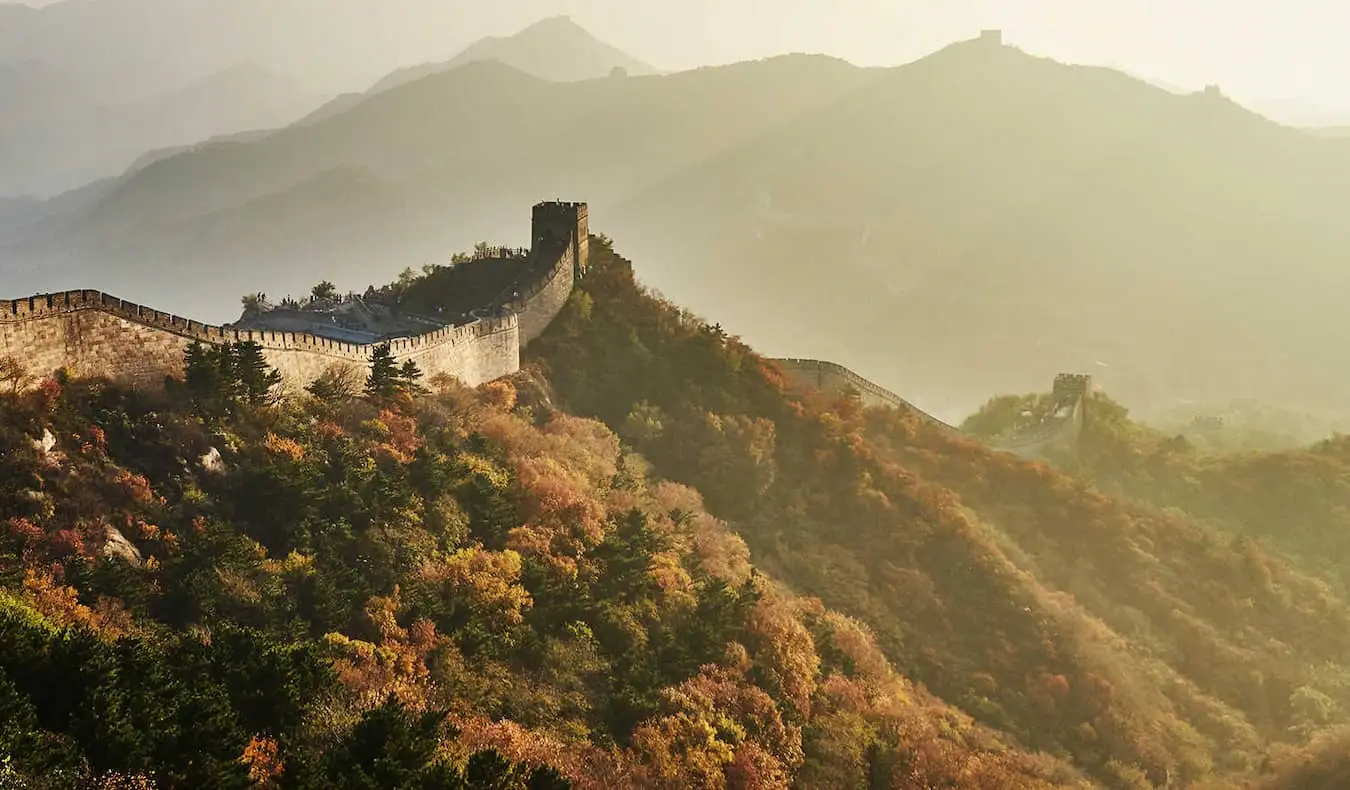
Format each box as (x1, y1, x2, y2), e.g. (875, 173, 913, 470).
(0, 289, 522, 393)
(511, 243, 575, 346)
(771, 356, 1089, 460)
(0, 202, 589, 393)
(772, 358, 959, 433)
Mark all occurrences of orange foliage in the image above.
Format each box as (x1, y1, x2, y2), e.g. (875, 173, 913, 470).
(481, 380, 518, 413)
(112, 469, 154, 505)
(413, 547, 533, 629)
(262, 433, 306, 462)
(239, 735, 284, 786)
(325, 590, 441, 713)
(19, 568, 129, 638)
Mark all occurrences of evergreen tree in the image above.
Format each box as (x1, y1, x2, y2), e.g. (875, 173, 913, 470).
(184, 342, 225, 418)
(233, 341, 283, 406)
(366, 344, 401, 398)
(213, 343, 243, 410)
(396, 359, 425, 395)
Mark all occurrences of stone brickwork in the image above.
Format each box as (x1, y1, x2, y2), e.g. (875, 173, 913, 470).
(0, 201, 589, 393)
(773, 358, 958, 434)
(511, 244, 575, 345)
(770, 357, 1092, 460)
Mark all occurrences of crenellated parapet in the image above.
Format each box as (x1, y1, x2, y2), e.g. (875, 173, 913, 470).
(0, 201, 589, 393)
(1053, 373, 1093, 399)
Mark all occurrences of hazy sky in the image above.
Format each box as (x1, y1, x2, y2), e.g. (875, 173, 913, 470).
(6, 0, 1349, 120)
(568, 0, 1350, 115)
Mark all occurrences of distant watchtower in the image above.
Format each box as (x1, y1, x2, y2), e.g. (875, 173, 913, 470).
(1052, 373, 1093, 401)
(979, 29, 1003, 47)
(1052, 373, 1094, 420)
(532, 201, 590, 278)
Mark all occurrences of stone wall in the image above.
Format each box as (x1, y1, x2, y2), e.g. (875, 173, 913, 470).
(0, 289, 522, 394)
(770, 356, 1090, 460)
(772, 358, 959, 433)
(0, 200, 589, 394)
(512, 244, 575, 346)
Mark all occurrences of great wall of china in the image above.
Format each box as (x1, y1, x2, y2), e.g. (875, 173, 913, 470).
(771, 358, 1092, 458)
(0, 199, 1087, 460)
(0, 202, 588, 396)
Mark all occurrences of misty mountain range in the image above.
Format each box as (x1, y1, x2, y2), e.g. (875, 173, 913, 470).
(0, 3, 651, 196)
(5, 6, 1350, 420)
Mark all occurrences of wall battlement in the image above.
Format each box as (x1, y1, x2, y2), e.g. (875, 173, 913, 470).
(1053, 373, 1093, 398)
(0, 202, 589, 393)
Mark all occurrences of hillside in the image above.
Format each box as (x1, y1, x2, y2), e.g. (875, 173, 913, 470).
(527, 236, 1350, 788)
(8, 33, 1350, 421)
(965, 384, 1350, 595)
(1, 1, 643, 197)
(4, 234, 1350, 786)
(0, 247, 1098, 789)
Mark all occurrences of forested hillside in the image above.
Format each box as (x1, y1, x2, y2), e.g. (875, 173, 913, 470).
(0, 278, 1084, 786)
(2, 236, 1349, 788)
(966, 387, 1350, 597)
(529, 237, 1350, 788)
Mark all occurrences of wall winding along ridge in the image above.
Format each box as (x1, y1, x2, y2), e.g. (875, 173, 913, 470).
(771, 358, 1091, 460)
(0, 202, 589, 394)
(2, 198, 1088, 461)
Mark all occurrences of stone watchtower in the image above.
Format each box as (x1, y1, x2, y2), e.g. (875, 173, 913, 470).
(532, 201, 590, 278)
(1052, 373, 1094, 419)
(1052, 373, 1093, 401)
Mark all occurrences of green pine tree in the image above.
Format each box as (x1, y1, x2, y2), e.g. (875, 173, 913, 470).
(365, 343, 400, 398)
(233, 341, 283, 406)
(183, 341, 225, 418)
(396, 359, 425, 395)
(213, 343, 243, 411)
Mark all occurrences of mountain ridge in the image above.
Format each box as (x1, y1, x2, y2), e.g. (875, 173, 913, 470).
(298, 15, 656, 127)
(7, 32, 1350, 419)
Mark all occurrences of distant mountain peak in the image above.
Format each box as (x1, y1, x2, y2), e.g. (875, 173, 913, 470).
(524, 14, 582, 30)
(366, 15, 654, 95)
